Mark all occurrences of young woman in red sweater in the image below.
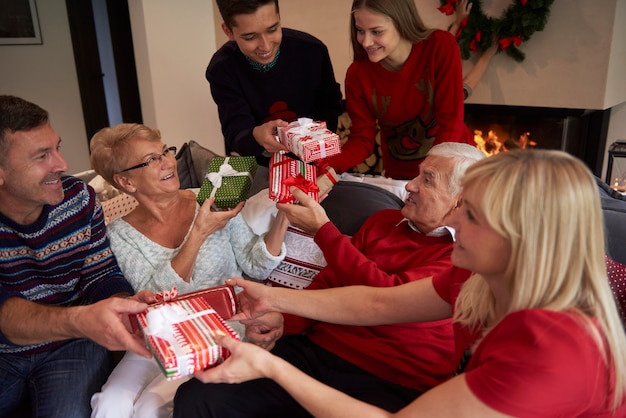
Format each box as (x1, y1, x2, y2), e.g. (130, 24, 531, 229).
(325, 0, 475, 180)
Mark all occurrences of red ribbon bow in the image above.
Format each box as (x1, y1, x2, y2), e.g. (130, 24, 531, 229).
(438, 0, 459, 15)
(455, 18, 469, 39)
(469, 29, 482, 51)
(499, 35, 523, 50)
(280, 174, 319, 204)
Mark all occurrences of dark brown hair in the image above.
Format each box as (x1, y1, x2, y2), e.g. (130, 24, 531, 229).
(216, 0, 279, 30)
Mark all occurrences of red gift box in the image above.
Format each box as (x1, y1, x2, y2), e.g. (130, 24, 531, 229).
(269, 153, 318, 204)
(277, 118, 341, 163)
(135, 287, 240, 380)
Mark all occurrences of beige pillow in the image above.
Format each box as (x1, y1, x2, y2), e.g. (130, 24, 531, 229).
(100, 193, 138, 225)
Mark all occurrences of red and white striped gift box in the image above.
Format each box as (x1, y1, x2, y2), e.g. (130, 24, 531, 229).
(269, 153, 318, 204)
(136, 295, 239, 380)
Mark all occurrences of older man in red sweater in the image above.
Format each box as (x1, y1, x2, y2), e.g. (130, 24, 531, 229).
(174, 142, 485, 418)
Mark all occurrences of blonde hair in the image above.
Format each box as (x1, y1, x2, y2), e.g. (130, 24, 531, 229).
(453, 149, 626, 410)
(349, 0, 433, 61)
(89, 123, 162, 189)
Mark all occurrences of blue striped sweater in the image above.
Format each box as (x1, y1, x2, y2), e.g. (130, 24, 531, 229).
(0, 176, 133, 354)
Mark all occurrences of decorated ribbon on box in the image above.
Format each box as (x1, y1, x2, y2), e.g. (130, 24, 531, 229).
(154, 287, 179, 303)
(269, 153, 318, 204)
(278, 118, 341, 163)
(205, 157, 252, 199)
(138, 297, 239, 380)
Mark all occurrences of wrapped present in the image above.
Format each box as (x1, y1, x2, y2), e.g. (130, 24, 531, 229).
(135, 291, 240, 380)
(265, 226, 327, 289)
(277, 117, 341, 163)
(316, 167, 339, 197)
(269, 153, 318, 204)
(197, 156, 257, 209)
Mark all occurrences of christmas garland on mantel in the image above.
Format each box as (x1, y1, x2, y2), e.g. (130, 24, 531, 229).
(439, 0, 554, 62)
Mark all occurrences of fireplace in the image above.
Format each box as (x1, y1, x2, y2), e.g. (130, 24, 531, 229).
(464, 104, 611, 178)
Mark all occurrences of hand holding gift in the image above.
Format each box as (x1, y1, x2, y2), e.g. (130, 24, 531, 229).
(197, 156, 257, 209)
(269, 153, 319, 204)
(277, 117, 341, 163)
(135, 286, 240, 380)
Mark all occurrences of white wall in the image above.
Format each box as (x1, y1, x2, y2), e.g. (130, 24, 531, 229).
(128, 0, 222, 156)
(1, 0, 624, 176)
(0, 0, 89, 173)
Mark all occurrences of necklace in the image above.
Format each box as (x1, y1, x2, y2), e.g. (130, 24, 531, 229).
(246, 47, 281, 73)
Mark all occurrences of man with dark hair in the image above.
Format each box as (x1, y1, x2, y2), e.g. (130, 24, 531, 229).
(0, 95, 153, 418)
(208, 0, 343, 165)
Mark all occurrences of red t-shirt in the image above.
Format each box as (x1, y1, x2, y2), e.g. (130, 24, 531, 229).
(432, 274, 626, 416)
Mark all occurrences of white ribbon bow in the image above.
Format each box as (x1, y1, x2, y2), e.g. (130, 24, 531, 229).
(205, 157, 251, 198)
(288, 118, 328, 158)
(290, 117, 315, 135)
(144, 304, 217, 360)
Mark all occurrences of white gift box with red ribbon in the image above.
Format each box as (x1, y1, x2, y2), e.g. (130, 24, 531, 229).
(277, 117, 341, 163)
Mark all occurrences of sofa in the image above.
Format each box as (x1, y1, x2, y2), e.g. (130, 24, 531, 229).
(83, 143, 626, 326)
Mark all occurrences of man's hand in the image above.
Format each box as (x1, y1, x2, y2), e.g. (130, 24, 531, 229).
(72, 297, 151, 358)
(276, 187, 330, 235)
(130, 289, 157, 305)
(253, 120, 289, 153)
(243, 312, 284, 350)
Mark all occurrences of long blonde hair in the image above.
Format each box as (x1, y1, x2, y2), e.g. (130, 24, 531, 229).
(454, 149, 626, 409)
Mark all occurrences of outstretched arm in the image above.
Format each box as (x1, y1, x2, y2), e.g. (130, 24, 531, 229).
(229, 276, 451, 326)
(463, 41, 498, 93)
(195, 335, 506, 418)
(0, 296, 151, 357)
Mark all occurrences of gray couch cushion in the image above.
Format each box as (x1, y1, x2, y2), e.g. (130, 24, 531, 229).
(321, 181, 404, 236)
(597, 177, 626, 265)
(176, 140, 220, 189)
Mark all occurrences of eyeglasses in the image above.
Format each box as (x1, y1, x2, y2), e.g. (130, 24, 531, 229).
(120, 146, 177, 173)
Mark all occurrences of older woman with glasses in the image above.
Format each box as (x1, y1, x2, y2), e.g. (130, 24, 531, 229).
(88, 123, 289, 418)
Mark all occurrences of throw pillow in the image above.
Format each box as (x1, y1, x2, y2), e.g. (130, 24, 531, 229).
(175, 140, 220, 189)
(189, 140, 220, 187)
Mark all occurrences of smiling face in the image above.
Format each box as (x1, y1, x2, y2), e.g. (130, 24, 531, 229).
(223, 3, 282, 65)
(0, 123, 69, 224)
(116, 139, 180, 196)
(447, 183, 511, 281)
(401, 155, 458, 233)
(353, 7, 412, 70)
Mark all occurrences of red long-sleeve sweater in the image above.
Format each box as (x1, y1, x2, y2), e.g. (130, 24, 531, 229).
(329, 30, 474, 180)
(284, 210, 472, 392)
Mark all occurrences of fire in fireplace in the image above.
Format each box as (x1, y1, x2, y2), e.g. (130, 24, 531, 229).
(464, 104, 611, 178)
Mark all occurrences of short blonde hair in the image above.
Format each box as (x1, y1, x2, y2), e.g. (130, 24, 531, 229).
(454, 149, 626, 409)
(89, 123, 162, 189)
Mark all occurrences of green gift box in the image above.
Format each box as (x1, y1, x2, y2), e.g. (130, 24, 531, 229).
(197, 156, 257, 208)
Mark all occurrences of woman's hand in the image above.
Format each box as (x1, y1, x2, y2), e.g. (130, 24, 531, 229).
(227, 277, 276, 321)
(193, 334, 273, 383)
(193, 197, 244, 238)
(455, 0, 471, 25)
